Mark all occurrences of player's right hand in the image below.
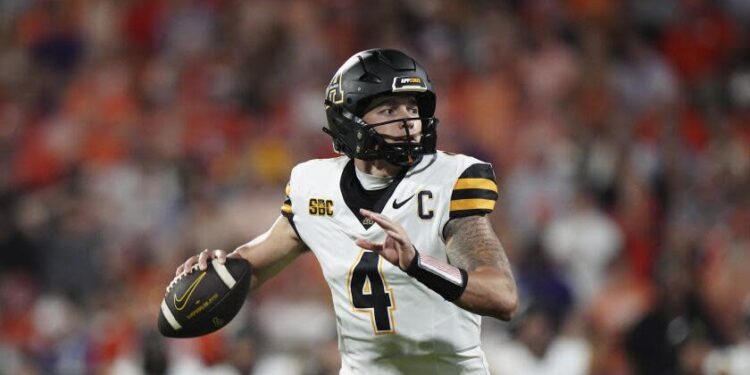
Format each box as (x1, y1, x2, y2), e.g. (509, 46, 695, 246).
(175, 249, 234, 276)
(356, 208, 417, 271)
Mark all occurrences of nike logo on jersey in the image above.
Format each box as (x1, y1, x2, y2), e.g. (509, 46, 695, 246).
(392, 194, 415, 209)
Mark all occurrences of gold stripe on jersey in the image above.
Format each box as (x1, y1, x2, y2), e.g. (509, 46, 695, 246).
(450, 163, 498, 218)
(453, 178, 498, 192)
(450, 198, 496, 212)
(281, 203, 292, 214)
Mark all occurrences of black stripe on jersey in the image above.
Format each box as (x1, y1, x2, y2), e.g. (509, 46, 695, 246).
(447, 163, 497, 220)
(450, 188, 498, 201)
(458, 163, 496, 180)
(281, 181, 293, 217)
(449, 208, 493, 219)
(281, 197, 293, 217)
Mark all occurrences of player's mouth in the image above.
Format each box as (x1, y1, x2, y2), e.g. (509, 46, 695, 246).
(381, 133, 422, 143)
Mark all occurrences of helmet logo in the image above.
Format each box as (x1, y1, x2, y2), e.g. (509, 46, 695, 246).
(327, 72, 345, 105)
(392, 76, 427, 92)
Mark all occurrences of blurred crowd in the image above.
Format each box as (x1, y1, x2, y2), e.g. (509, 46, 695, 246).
(0, 0, 749, 374)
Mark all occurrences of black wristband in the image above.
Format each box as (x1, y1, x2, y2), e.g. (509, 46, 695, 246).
(405, 249, 468, 302)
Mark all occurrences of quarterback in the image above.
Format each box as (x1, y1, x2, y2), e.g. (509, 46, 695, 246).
(176, 49, 518, 374)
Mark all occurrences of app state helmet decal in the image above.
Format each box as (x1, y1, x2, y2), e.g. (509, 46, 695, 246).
(327, 72, 344, 105)
(392, 76, 427, 92)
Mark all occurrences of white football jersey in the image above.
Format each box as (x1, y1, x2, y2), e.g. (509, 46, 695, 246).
(281, 151, 499, 375)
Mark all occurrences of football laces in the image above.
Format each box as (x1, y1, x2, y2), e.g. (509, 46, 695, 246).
(165, 263, 202, 295)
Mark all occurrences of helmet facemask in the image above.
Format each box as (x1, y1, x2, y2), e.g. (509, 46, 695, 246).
(324, 100, 438, 167)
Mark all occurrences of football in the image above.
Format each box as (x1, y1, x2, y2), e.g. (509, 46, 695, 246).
(158, 258, 252, 338)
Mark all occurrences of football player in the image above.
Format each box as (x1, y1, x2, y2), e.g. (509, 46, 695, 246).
(176, 49, 518, 374)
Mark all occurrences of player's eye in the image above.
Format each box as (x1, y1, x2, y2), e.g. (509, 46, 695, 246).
(408, 106, 419, 115)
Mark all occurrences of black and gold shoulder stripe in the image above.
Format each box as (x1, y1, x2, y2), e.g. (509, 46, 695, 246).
(450, 163, 498, 219)
(279, 181, 307, 249)
(281, 182, 293, 217)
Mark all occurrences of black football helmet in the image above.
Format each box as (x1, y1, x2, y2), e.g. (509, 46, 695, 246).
(323, 49, 438, 167)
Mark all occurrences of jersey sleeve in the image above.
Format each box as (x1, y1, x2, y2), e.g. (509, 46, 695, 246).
(281, 182, 293, 218)
(449, 163, 498, 219)
(279, 174, 307, 247)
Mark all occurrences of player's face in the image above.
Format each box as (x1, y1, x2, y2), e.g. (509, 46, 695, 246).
(361, 96, 422, 144)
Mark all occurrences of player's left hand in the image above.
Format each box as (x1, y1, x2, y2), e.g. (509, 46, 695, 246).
(355, 208, 416, 271)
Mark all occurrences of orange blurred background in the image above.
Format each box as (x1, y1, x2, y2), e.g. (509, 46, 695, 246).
(0, 1, 748, 374)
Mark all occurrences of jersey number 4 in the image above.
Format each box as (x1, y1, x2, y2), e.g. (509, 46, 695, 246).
(348, 250, 395, 334)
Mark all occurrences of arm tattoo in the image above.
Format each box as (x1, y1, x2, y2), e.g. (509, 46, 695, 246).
(444, 216, 509, 272)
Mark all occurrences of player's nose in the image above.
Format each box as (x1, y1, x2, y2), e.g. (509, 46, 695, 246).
(402, 116, 420, 134)
(400, 120, 415, 130)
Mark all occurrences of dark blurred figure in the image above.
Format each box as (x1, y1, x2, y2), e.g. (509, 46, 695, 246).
(625, 254, 726, 375)
(518, 304, 560, 359)
(40, 194, 103, 302)
(0, 192, 40, 275)
(26, 0, 84, 113)
(228, 326, 259, 375)
(142, 330, 168, 375)
(515, 236, 573, 319)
